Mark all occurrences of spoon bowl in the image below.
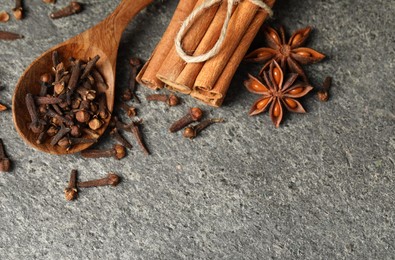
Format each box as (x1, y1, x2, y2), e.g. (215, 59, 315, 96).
(12, 0, 152, 155)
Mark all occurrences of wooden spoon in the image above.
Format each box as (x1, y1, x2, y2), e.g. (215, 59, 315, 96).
(12, 0, 153, 155)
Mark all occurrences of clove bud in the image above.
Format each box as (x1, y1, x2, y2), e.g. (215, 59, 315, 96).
(318, 76, 332, 102)
(77, 173, 120, 188)
(183, 118, 224, 139)
(64, 169, 78, 201)
(50, 1, 82, 19)
(169, 107, 203, 133)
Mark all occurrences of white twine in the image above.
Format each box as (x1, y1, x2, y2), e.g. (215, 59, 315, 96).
(175, 0, 273, 63)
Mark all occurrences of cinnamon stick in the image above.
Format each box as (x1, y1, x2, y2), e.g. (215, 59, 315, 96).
(156, 0, 220, 94)
(193, 1, 262, 92)
(167, 2, 233, 94)
(136, 0, 197, 90)
(191, 0, 276, 107)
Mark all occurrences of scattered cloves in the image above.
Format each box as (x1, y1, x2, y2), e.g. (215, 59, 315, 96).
(131, 120, 150, 155)
(110, 128, 132, 149)
(0, 31, 23, 40)
(318, 76, 332, 102)
(119, 101, 137, 118)
(124, 57, 142, 103)
(169, 107, 203, 133)
(77, 173, 120, 188)
(58, 137, 97, 150)
(12, 0, 23, 20)
(183, 118, 224, 139)
(146, 94, 179, 106)
(0, 138, 11, 172)
(64, 169, 78, 201)
(50, 1, 82, 19)
(81, 144, 126, 160)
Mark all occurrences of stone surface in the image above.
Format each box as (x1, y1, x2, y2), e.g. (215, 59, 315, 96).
(0, 0, 394, 259)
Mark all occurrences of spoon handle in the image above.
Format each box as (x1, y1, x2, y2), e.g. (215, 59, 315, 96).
(100, 0, 153, 43)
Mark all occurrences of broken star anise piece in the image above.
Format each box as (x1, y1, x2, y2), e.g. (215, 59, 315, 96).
(244, 61, 313, 128)
(244, 25, 325, 83)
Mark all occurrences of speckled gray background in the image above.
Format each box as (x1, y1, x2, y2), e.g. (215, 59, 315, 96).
(0, 0, 394, 259)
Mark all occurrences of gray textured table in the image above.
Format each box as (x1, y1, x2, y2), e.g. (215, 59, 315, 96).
(0, 0, 394, 259)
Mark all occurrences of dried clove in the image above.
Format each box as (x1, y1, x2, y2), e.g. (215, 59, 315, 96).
(169, 107, 203, 133)
(110, 128, 132, 149)
(64, 169, 78, 201)
(58, 137, 97, 150)
(0, 138, 11, 172)
(110, 116, 133, 133)
(82, 128, 100, 139)
(97, 93, 109, 119)
(50, 1, 82, 19)
(39, 73, 53, 97)
(50, 123, 70, 146)
(81, 55, 100, 79)
(77, 173, 120, 188)
(123, 57, 142, 102)
(66, 60, 81, 105)
(34, 96, 63, 105)
(26, 93, 46, 133)
(88, 117, 103, 130)
(46, 108, 74, 126)
(36, 127, 50, 145)
(146, 93, 179, 106)
(81, 144, 126, 160)
(131, 120, 150, 155)
(75, 100, 91, 123)
(183, 118, 224, 139)
(52, 51, 60, 70)
(119, 101, 137, 118)
(12, 0, 23, 20)
(318, 76, 332, 102)
(91, 69, 108, 90)
(76, 86, 96, 101)
(0, 31, 23, 40)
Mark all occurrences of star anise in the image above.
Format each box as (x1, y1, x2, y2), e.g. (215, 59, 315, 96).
(244, 61, 313, 127)
(244, 25, 325, 83)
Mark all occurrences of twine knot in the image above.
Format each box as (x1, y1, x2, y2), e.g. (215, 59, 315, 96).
(175, 0, 273, 63)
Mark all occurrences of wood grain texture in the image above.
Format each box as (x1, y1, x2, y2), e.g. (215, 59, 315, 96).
(12, 0, 153, 155)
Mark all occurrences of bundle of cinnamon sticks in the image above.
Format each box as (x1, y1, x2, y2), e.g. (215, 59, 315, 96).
(137, 0, 276, 107)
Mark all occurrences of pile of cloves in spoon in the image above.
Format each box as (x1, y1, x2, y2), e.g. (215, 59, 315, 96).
(25, 51, 109, 150)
